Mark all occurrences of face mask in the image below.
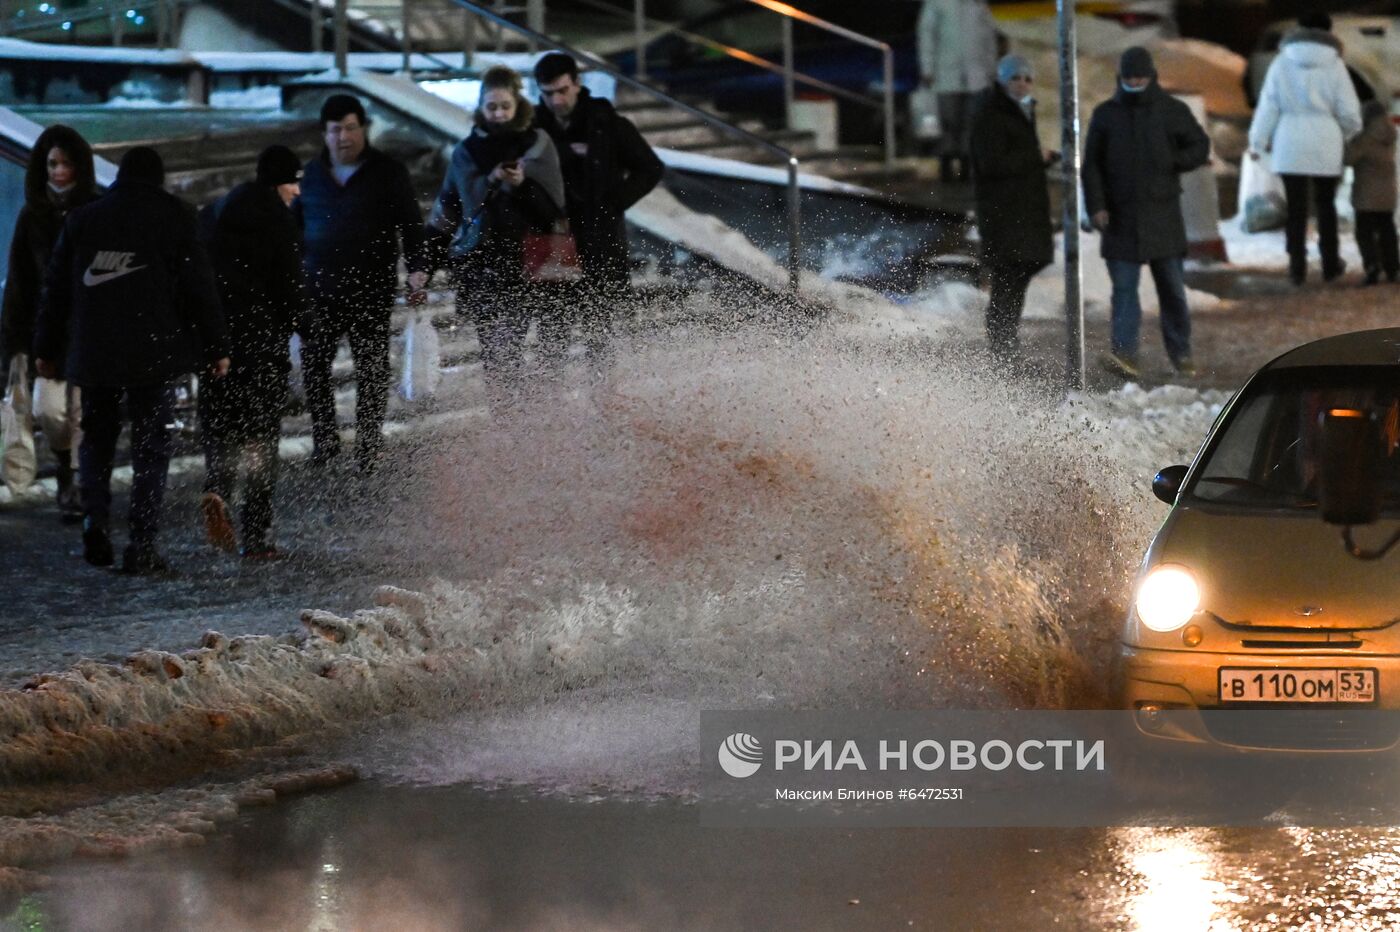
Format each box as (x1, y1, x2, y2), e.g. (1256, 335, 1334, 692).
(1120, 80, 1148, 93)
(47, 180, 75, 194)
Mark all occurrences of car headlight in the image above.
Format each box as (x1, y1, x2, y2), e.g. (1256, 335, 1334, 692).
(1134, 564, 1200, 632)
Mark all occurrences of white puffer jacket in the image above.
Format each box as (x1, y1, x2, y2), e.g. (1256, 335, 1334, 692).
(1248, 29, 1363, 177)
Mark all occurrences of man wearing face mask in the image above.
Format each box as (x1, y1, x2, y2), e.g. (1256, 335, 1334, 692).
(969, 54, 1057, 358)
(197, 145, 307, 558)
(1082, 47, 1211, 380)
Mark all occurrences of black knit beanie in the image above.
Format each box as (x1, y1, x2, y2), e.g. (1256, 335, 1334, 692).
(256, 145, 302, 186)
(1119, 47, 1156, 80)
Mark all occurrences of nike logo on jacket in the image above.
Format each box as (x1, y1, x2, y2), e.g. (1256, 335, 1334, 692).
(82, 250, 147, 286)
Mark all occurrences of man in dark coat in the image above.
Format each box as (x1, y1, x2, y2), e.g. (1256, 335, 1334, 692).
(295, 94, 427, 472)
(199, 145, 306, 558)
(969, 54, 1056, 357)
(1082, 46, 1211, 379)
(34, 147, 230, 574)
(533, 53, 664, 358)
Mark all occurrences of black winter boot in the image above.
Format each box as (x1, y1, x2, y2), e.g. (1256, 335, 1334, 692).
(82, 518, 114, 568)
(54, 452, 82, 523)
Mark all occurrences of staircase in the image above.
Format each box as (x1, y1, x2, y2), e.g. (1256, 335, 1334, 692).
(611, 84, 923, 198)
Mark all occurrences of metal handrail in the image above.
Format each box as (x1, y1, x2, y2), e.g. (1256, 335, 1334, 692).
(741, 0, 895, 169)
(0, 0, 167, 42)
(574, 0, 880, 112)
(447, 0, 803, 291)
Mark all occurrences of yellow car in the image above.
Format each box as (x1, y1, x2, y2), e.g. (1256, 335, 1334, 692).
(1119, 329, 1400, 752)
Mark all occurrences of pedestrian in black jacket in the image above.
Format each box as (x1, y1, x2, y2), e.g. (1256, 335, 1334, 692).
(295, 94, 427, 472)
(1, 124, 99, 516)
(198, 145, 306, 558)
(533, 53, 664, 357)
(424, 65, 566, 417)
(34, 147, 230, 574)
(1082, 47, 1210, 379)
(969, 55, 1056, 358)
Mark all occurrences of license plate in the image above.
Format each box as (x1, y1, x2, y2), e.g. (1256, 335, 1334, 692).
(1218, 668, 1378, 703)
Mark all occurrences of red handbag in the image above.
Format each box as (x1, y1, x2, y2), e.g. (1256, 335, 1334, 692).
(522, 219, 584, 283)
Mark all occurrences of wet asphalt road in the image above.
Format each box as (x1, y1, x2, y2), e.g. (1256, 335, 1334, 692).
(25, 779, 1400, 931)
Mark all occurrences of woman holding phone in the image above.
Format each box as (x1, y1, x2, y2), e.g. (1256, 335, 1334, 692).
(423, 65, 567, 416)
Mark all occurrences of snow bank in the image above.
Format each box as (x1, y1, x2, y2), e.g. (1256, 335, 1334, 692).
(0, 586, 482, 784)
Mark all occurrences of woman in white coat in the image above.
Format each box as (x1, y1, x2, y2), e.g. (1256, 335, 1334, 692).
(1247, 13, 1362, 285)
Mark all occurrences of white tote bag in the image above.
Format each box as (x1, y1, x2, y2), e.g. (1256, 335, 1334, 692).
(1, 354, 37, 494)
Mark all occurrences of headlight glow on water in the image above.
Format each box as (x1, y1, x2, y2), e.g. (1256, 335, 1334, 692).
(1134, 565, 1201, 632)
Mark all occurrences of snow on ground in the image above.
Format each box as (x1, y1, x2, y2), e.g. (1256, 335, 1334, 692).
(1221, 215, 1366, 273)
(894, 228, 1230, 336)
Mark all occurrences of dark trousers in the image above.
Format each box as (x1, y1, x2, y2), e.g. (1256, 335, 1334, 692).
(80, 382, 175, 546)
(199, 366, 285, 544)
(937, 92, 977, 162)
(1356, 210, 1399, 279)
(302, 303, 390, 464)
(1281, 174, 1341, 278)
(457, 271, 570, 415)
(985, 260, 1043, 355)
(574, 218, 634, 359)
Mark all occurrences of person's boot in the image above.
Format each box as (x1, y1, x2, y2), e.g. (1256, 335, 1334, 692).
(1100, 350, 1141, 379)
(240, 533, 285, 560)
(54, 453, 82, 524)
(310, 427, 342, 467)
(1365, 265, 1381, 286)
(1323, 258, 1347, 283)
(121, 541, 170, 575)
(1288, 257, 1306, 287)
(82, 517, 114, 568)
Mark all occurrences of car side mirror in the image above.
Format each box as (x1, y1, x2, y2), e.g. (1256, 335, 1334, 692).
(1319, 408, 1379, 526)
(1152, 465, 1188, 505)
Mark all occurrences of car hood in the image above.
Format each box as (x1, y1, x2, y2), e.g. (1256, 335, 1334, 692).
(1152, 506, 1400, 630)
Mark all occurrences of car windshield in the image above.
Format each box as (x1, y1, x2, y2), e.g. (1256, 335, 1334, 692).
(1187, 368, 1400, 511)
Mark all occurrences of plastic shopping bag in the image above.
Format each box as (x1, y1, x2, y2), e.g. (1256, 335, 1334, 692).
(397, 310, 442, 403)
(287, 332, 306, 410)
(1239, 152, 1287, 233)
(909, 86, 942, 142)
(1, 354, 36, 494)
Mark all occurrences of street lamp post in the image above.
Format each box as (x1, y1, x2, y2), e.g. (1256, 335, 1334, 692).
(1058, 0, 1085, 391)
(334, 0, 348, 77)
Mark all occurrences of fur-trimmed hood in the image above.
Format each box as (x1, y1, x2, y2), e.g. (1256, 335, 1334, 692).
(1280, 27, 1343, 63)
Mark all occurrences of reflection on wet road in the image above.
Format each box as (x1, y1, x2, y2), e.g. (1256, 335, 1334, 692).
(17, 782, 1400, 931)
